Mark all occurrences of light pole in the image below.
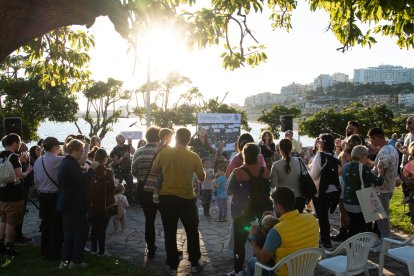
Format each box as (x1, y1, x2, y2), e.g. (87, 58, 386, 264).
(145, 59, 151, 127)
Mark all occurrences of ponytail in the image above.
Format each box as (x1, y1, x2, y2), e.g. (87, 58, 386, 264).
(285, 154, 291, 174)
(279, 138, 292, 174)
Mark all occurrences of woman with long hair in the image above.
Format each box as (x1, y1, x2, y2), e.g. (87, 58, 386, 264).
(90, 148, 116, 256)
(270, 138, 305, 212)
(225, 133, 266, 178)
(258, 131, 276, 170)
(309, 133, 341, 250)
(226, 143, 272, 276)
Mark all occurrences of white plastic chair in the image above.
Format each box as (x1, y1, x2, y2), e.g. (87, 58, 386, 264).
(318, 232, 378, 276)
(379, 234, 414, 276)
(254, 247, 325, 276)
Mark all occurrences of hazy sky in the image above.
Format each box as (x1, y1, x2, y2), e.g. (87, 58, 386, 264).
(86, 2, 414, 106)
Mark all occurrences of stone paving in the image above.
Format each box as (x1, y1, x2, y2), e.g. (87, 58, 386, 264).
(22, 199, 411, 275)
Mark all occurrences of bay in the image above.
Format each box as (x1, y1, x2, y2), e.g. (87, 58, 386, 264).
(33, 119, 315, 149)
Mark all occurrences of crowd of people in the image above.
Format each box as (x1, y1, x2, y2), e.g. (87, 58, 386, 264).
(0, 116, 414, 275)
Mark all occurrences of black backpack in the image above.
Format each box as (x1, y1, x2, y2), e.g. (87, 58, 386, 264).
(241, 166, 273, 217)
(319, 152, 341, 195)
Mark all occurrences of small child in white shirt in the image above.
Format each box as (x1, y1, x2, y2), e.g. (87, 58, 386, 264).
(113, 183, 129, 233)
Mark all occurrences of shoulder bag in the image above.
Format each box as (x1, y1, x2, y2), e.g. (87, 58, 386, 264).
(356, 163, 387, 223)
(297, 157, 317, 199)
(41, 156, 59, 188)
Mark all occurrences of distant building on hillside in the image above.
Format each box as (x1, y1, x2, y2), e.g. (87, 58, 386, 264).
(354, 65, 414, 85)
(398, 94, 414, 106)
(331, 73, 350, 84)
(244, 92, 284, 107)
(281, 82, 312, 96)
(313, 72, 349, 90)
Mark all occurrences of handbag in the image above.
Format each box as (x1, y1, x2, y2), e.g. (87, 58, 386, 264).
(104, 170, 118, 218)
(356, 163, 388, 223)
(297, 158, 317, 199)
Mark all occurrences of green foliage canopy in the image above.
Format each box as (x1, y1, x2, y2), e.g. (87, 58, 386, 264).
(0, 77, 78, 141)
(258, 105, 301, 137)
(79, 78, 131, 139)
(299, 103, 408, 138)
(2, 0, 414, 72)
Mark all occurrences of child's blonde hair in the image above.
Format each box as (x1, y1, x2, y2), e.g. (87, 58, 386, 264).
(216, 162, 228, 173)
(260, 215, 279, 233)
(115, 183, 125, 195)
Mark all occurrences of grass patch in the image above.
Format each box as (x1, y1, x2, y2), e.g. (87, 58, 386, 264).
(390, 186, 414, 235)
(1, 245, 155, 276)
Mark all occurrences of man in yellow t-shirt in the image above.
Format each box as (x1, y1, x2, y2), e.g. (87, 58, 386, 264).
(152, 127, 205, 275)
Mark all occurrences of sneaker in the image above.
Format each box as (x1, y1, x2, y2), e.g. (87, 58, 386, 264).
(402, 196, 411, 204)
(147, 247, 157, 259)
(321, 243, 333, 250)
(1, 255, 13, 269)
(191, 263, 204, 273)
(166, 266, 177, 275)
(84, 246, 91, 252)
(98, 250, 111, 257)
(59, 261, 69, 269)
(68, 262, 89, 268)
(226, 270, 243, 276)
(330, 230, 348, 242)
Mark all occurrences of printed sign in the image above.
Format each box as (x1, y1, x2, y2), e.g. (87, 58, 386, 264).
(197, 113, 241, 153)
(121, 131, 143, 140)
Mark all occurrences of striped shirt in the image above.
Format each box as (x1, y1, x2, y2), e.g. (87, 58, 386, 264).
(131, 143, 158, 192)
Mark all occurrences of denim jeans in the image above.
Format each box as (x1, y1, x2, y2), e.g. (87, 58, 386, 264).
(377, 192, 393, 240)
(159, 195, 200, 269)
(217, 198, 228, 220)
(39, 193, 63, 259)
(62, 212, 88, 264)
(247, 257, 275, 276)
(312, 192, 340, 245)
(90, 214, 110, 254)
(141, 192, 159, 252)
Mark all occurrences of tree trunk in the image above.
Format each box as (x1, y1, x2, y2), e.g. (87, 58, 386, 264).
(0, 0, 129, 61)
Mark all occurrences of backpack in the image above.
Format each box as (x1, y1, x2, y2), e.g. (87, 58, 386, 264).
(0, 153, 17, 185)
(241, 166, 273, 217)
(319, 152, 341, 195)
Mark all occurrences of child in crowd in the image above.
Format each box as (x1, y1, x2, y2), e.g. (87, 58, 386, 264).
(152, 128, 173, 203)
(84, 146, 98, 170)
(113, 183, 129, 233)
(255, 215, 279, 249)
(214, 163, 228, 221)
(201, 158, 215, 217)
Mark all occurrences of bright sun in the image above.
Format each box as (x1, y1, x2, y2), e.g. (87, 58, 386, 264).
(140, 24, 192, 77)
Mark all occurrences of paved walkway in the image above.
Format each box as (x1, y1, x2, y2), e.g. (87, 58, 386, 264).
(22, 199, 411, 275)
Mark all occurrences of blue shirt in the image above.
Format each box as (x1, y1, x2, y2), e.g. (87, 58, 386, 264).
(263, 229, 282, 252)
(216, 175, 228, 198)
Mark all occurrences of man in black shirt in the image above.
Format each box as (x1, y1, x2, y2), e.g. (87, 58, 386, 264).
(0, 133, 32, 259)
(110, 134, 135, 203)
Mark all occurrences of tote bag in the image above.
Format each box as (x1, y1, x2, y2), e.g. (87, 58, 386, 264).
(297, 158, 317, 199)
(356, 163, 387, 223)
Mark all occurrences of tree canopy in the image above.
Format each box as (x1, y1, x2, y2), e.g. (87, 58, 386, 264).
(78, 78, 131, 139)
(0, 55, 79, 141)
(299, 103, 407, 138)
(258, 104, 301, 137)
(1, 0, 413, 70)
